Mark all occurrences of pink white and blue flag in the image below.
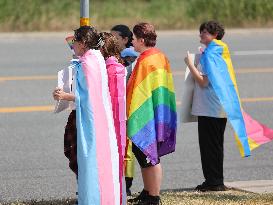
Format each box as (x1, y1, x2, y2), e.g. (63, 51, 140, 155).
(74, 49, 120, 205)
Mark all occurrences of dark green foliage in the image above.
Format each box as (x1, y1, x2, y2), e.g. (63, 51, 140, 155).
(0, 0, 272, 31)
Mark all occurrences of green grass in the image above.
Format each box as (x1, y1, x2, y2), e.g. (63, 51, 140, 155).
(0, 0, 273, 31)
(161, 191, 273, 205)
(1, 190, 273, 205)
(0, 0, 79, 31)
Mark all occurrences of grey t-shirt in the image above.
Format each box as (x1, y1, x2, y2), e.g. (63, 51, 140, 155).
(191, 63, 226, 118)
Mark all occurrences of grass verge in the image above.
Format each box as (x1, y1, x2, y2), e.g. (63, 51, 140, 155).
(0, 0, 273, 31)
(1, 190, 273, 205)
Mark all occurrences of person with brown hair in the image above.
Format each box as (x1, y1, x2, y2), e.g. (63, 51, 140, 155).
(100, 32, 127, 204)
(184, 20, 228, 192)
(54, 26, 121, 205)
(127, 23, 177, 205)
(100, 32, 124, 64)
(53, 26, 104, 179)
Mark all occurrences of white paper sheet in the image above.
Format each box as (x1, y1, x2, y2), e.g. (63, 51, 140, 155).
(180, 53, 201, 123)
(54, 65, 73, 113)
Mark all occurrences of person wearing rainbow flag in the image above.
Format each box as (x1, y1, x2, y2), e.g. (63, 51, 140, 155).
(127, 22, 177, 205)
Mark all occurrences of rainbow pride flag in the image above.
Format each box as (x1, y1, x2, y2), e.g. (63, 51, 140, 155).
(105, 56, 126, 204)
(75, 49, 120, 205)
(127, 48, 177, 165)
(65, 35, 74, 51)
(200, 39, 273, 157)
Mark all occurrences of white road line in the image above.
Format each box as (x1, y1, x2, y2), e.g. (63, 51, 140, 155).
(233, 50, 273, 56)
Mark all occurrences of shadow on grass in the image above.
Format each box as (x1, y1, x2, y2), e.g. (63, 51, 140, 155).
(161, 187, 196, 192)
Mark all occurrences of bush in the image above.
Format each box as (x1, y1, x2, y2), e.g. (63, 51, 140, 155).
(0, 0, 272, 31)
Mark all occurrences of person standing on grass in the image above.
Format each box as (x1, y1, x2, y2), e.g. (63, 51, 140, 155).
(127, 22, 177, 205)
(100, 32, 127, 204)
(111, 24, 138, 196)
(184, 20, 229, 192)
(54, 26, 121, 205)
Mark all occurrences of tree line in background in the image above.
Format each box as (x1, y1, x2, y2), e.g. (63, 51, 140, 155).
(0, 0, 273, 31)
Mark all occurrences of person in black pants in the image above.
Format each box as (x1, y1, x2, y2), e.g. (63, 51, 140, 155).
(184, 20, 228, 191)
(198, 116, 227, 190)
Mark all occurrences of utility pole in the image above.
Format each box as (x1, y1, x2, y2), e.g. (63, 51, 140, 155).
(80, 0, 90, 26)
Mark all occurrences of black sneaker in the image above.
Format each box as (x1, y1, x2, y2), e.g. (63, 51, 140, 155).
(128, 189, 149, 204)
(127, 188, 132, 196)
(195, 183, 228, 192)
(126, 177, 133, 196)
(74, 192, 78, 205)
(195, 182, 207, 191)
(136, 195, 161, 205)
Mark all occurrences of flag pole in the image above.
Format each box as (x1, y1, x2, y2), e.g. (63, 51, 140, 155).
(80, 0, 90, 26)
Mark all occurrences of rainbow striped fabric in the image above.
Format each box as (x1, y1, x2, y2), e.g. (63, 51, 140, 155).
(127, 48, 177, 165)
(65, 35, 74, 51)
(75, 49, 120, 205)
(200, 39, 273, 157)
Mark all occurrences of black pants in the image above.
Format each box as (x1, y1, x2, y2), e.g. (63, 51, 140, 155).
(198, 116, 227, 186)
(132, 143, 160, 168)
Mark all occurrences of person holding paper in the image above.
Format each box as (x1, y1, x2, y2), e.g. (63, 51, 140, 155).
(53, 88, 75, 102)
(184, 20, 273, 192)
(184, 21, 228, 192)
(72, 26, 121, 205)
(53, 68, 77, 176)
(53, 26, 121, 205)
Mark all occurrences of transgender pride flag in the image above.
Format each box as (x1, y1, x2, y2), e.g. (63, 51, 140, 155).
(200, 39, 273, 157)
(74, 49, 120, 205)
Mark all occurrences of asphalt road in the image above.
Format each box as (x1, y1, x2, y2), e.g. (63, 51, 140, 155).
(0, 29, 273, 202)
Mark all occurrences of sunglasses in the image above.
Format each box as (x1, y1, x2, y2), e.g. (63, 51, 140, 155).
(71, 38, 77, 44)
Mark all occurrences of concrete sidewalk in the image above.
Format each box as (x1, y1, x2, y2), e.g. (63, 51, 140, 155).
(226, 180, 273, 193)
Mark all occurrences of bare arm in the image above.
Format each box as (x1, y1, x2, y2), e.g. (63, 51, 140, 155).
(52, 88, 75, 101)
(184, 51, 208, 87)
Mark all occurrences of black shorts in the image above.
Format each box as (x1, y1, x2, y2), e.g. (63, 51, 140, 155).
(132, 143, 160, 168)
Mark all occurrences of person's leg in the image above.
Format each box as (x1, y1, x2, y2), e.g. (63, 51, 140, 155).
(64, 110, 78, 204)
(198, 116, 226, 188)
(125, 177, 133, 195)
(127, 144, 148, 203)
(129, 144, 161, 204)
(64, 110, 78, 176)
(124, 139, 135, 196)
(141, 163, 162, 196)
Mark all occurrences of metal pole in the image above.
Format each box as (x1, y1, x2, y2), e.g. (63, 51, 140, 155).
(80, 0, 90, 26)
